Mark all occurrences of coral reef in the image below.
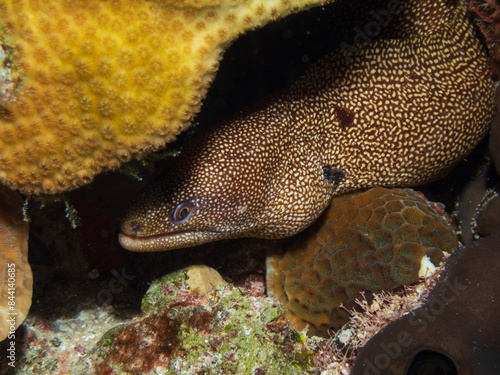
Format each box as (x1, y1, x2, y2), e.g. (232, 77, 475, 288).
(0, 185, 32, 342)
(0, 232, 449, 374)
(0, 0, 330, 195)
(119, 0, 495, 253)
(1, 0, 498, 372)
(91, 269, 311, 374)
(351, 235, 500, 375)
(266, 187, 458, 336)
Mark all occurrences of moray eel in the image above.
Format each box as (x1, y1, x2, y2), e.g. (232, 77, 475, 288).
(119, 0, 495, 252)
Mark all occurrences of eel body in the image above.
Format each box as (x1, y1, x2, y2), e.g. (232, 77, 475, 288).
(119, 0, 495, 252)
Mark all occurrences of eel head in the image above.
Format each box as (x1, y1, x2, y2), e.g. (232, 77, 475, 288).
(119, 111, 345, 251)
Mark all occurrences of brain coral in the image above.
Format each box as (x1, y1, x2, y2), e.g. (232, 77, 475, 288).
(0, 0, 330, 195)
(266, 187, 458, 336)
(0, 185, 32, 341)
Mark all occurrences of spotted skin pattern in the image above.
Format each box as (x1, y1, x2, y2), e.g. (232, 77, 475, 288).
(119, 0, 495, 252)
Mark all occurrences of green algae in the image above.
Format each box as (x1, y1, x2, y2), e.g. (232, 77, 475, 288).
(91, 269, 321, 375)
(140, 269, 188, 314)
(164, 286, 295, 375)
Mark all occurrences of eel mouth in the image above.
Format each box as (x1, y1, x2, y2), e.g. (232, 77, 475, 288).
(118, 230, 221, 252)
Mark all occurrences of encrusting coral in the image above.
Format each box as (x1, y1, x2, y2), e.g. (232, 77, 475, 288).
(266, 187, 458, 336)
(0, 185, 32, 342)
(0, 0, 331, 195)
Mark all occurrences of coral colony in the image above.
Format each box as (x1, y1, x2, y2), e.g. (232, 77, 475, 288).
(0, 0, 329, 194)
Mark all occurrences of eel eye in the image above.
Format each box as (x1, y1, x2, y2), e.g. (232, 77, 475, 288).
(173, 202, 193, 223)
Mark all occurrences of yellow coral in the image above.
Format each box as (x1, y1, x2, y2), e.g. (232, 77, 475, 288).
(0, 185, 32, 341)
(0, 0, 330, 195)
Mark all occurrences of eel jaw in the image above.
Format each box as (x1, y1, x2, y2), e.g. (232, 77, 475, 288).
(118, 230, 223, 252)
